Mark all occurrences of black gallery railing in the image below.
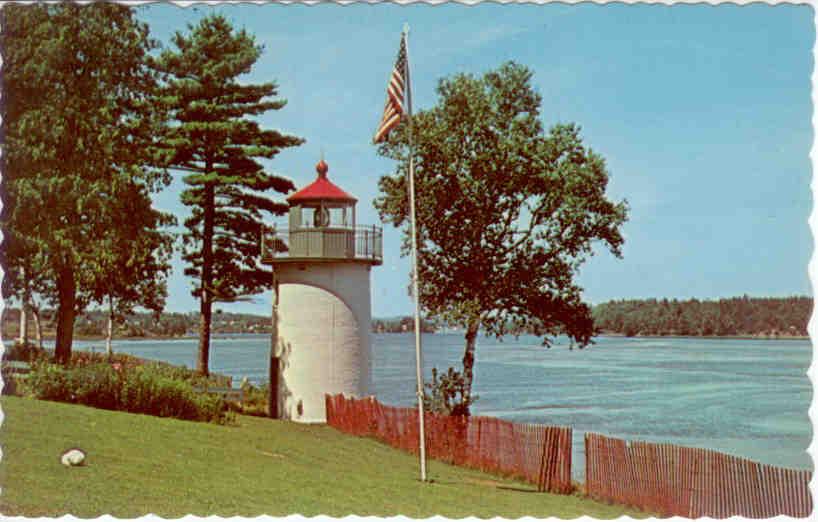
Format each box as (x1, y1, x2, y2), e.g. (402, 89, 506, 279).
(260, 225, 383, 263)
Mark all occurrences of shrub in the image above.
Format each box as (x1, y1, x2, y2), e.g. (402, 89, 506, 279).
(68, 350, 231, 388)
(140, 362, 230, 389)
(237, 379, 269, 417)
(120, 365, 224, 422)
(56, 363, 123, 410)
(423, 367, 478, 416)
(23, 362, 228, 424)
(70, 351, 146, 370)
(23, 362, 72, 401)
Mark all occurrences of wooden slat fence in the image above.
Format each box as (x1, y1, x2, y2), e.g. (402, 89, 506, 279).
(585, 432, 813, 518)
(326, 394, 572, 494)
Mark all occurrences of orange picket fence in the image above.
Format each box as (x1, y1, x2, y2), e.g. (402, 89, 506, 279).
(585, 432, 813, 518)
(325, 394, 572, 493)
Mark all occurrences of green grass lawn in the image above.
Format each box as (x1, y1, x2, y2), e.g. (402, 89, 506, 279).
(0, 396, 645, 517)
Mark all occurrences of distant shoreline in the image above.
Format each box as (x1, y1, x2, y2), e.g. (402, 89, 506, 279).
(597, 333, 810, 342)
(4, 332, 810, 343)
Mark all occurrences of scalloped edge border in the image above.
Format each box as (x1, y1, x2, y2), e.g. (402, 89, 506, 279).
(0, 1, 814, 521)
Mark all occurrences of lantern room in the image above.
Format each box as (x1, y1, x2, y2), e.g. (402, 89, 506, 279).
(287, 159, 357, 230)
(261, 159, 382, 264)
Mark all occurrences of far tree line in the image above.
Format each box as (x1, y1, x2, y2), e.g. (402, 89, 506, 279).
(2, 309, 438, 341)
(372, 317, 438, 334)
(593, 296, 811, 338)
(5, 295, 809, 343)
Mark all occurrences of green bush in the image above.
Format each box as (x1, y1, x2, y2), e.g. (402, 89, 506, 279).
(423, 367, 478, 416)
(237, 379, 269, 417)
(120, 366, 224, 422)
(69, 350, 231, 388)
(25, 362, 122, 408)
(23, 362, 72, 401)
(140, 361, 230, 389)
(70, 350, 135, 367)
(23, 362, 228, 424)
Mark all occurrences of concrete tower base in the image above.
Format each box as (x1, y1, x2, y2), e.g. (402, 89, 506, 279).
(274, 262, 372, 423)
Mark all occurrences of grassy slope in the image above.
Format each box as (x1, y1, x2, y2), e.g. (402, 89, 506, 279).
(0, 397, 644, 518)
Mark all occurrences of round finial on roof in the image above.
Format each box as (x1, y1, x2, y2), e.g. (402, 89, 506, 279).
(316, 159, 329, 179)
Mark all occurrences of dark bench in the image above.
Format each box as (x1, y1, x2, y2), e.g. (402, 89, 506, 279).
(192, 385, 244, 403)
(2, 360, 31, 377)
(2, 361, 31, 395)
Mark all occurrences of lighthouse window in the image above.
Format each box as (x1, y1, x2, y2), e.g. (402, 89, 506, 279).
(302, 207, 315, 228)
(329, 207, 346, 227)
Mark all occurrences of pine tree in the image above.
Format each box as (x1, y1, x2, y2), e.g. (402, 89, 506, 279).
(153, 15, 304, 375)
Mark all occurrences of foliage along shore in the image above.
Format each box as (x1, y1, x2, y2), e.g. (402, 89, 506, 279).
(1, 309, 439, 341)
(597, 332, 809, 341)
(3, 332, 811, 344)
(592, 296, 810, 338)
(3, 295, 811, 343)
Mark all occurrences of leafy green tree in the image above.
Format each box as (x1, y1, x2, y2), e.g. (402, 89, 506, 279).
(83, 183, 175, 356)
(0, 4, 169, 363)
(375, 62, 628, 412)
(153, 15, 304, 375)
(0, 5, 54, 350)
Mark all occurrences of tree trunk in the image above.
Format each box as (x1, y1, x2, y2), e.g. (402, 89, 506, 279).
(54, 264, 76, 365)
(269, 276, 279, 418)
(106, 295, 114, 358)
(461, 318, 480, 412)
(18, 304, 27, 346)
(197, 180, 215, 375)
(19, 267, 29, 345)
(32, 306, 43, 350)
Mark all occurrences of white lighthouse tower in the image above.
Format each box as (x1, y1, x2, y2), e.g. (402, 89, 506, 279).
(261, 159, 382, 423)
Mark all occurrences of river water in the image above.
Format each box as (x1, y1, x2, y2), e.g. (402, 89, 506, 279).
(23, 333, 813, 480)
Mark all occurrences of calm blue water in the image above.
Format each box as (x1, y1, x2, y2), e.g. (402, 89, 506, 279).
(19, 333, 813, 480)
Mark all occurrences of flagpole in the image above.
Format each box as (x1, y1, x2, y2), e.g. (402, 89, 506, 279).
(403, 22, 427, 483)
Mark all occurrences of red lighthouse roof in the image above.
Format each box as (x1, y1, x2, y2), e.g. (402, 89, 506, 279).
(287, 159, 357, 204)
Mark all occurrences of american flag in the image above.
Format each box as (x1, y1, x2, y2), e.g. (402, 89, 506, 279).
(373, 34, 408, 144)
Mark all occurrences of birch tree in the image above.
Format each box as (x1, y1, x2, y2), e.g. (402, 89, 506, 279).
(375, 62, 629, 413)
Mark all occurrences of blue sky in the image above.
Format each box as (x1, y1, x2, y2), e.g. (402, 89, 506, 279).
(137, 2, 814, 317)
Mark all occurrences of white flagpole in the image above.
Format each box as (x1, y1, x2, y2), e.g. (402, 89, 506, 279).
(403, 22, 427, 482)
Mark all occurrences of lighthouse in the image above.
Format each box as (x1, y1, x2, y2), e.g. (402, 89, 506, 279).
(261, 159, 382, 423)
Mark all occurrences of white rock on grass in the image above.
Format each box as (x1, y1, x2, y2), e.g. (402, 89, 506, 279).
(60, 448, 86, 467)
